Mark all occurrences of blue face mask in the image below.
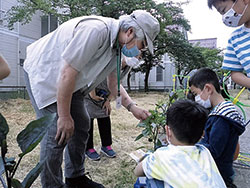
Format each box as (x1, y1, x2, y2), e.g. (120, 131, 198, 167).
(121, 44, 140, 57)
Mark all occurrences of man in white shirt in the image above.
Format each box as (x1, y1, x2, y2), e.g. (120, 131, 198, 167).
(24, 10, 160, 188)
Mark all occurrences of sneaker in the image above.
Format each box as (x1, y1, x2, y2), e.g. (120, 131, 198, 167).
(65, 173, 105, 188)
(100, 146, 116, 158)
(86, 149, 100, 161)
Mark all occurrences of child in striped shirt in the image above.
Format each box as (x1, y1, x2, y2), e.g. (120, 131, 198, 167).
(207, 0, 250, 88)
(190, 68, 245, 188)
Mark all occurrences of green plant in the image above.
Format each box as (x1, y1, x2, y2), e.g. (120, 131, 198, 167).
(0, 112, 56, 188)
(135, 92, 180, 150)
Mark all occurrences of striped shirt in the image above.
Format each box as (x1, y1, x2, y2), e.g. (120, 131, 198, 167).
(209, 101, 245, 126)
(223, 26, 250, 77)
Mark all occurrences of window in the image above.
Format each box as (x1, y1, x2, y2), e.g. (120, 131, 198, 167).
(41, 15, 58, 37)
(19, 59, 24, 67)
(156, 66, 163, 82)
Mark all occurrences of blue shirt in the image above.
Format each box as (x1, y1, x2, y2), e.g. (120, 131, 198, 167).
(223, 26, 250, 77)
(199, 101, 245, 181)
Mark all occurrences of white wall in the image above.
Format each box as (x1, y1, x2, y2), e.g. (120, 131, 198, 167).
(0, 0, 40, 87)
(122, 54, 176, 91)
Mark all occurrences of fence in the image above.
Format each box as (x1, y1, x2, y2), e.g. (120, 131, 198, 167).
(0, 86, 28, 100)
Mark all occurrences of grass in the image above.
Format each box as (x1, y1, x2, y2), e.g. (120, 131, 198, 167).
(0, 89, 249, 187)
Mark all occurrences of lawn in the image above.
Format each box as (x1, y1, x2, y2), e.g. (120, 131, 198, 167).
(0, 92, 166, 188)
(0, 90, 249, 188)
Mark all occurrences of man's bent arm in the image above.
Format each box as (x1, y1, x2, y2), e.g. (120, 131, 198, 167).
(56, 63, 78, 145)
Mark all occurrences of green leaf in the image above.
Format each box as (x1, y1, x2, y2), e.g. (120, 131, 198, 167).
(4, 157, 16, 173)
(17, 113, 56, 157)
(0, 113, 9, 147)
(22, 159, 45, 188)
(142, 128, 150, 136)
(11, 178, 23, 188)
(137, 122, 146, 128)
(135, 134, 144, 141)
(135, 146, 146, 150)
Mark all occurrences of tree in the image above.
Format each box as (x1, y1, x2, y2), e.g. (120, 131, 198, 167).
(199, 46, 223, 71)
(6, 0, 156, 29)
(129, 1, 193, 91)
(164, 32, 207, 85)
(6, 0, 196, 91)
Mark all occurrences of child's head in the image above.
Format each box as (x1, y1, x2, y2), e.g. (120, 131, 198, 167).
(208, 0, 236, 9)
(189, 68, 221, 93)
(166, 99, 208, 145)
(189, 68, 222, 108)
(208, 0, 250, 28)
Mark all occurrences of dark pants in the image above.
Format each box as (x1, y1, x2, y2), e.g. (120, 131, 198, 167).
(24, 71, 90, 188)
(146, 178, 164, 188)
(86, 117, 112, 150)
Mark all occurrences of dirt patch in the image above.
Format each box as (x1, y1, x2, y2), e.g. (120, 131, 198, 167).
(0, 90, 249, 187)
(0, 92, 165, 187)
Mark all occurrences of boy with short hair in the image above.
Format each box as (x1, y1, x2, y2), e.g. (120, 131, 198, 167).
(207, 0, 250, 88)
(134, 99, 226, 188)
(190, 68, 245, 187)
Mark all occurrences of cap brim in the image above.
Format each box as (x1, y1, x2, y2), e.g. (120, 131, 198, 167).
(145, 34, 154, 55)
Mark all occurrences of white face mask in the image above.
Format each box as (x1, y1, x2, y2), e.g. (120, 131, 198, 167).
(222, 1, 248, 27)
(195, 94, 212, 109)
(125, 57, 140, 67)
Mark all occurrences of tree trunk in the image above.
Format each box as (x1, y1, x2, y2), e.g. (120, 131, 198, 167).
(178, 77, 184, 86)
(144, 66, 151, 92)
(127, 72, 131, 93)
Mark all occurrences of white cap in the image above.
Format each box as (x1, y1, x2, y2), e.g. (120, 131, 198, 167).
(130, 10, 160, 55)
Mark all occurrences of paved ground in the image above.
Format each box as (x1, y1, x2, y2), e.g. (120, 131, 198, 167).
(234, 108, 250, 188)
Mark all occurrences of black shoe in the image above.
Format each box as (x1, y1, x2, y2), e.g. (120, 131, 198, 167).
(65, 173, 105, 188)
(225, 179, 237, 188)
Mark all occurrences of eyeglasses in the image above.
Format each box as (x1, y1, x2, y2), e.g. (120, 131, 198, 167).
(141, 39, 148, 52)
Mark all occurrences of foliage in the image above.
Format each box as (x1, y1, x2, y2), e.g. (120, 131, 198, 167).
(135, 91, 181, 150)
(6, 0, 157, 29)
(6, 0, 193, 91)
(6, 0, 222, 91)
(0, 113, 56, 188)
(198, 46, 224, 76)
(131, 1, 193, 91)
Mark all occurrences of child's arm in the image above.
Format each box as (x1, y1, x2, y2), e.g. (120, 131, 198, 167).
(0, 55, 10, 80)
(231, 71, 250, 88)
(134, 162, 145, 177)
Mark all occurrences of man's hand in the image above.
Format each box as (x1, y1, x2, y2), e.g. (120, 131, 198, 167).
(55, 116, 75, 145)
(130, 105, 151, 121)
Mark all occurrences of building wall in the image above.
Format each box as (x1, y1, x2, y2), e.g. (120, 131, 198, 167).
(189, 38, 217, 49)
(122, 54, 176, 91)
(0, 0, 40, 87)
